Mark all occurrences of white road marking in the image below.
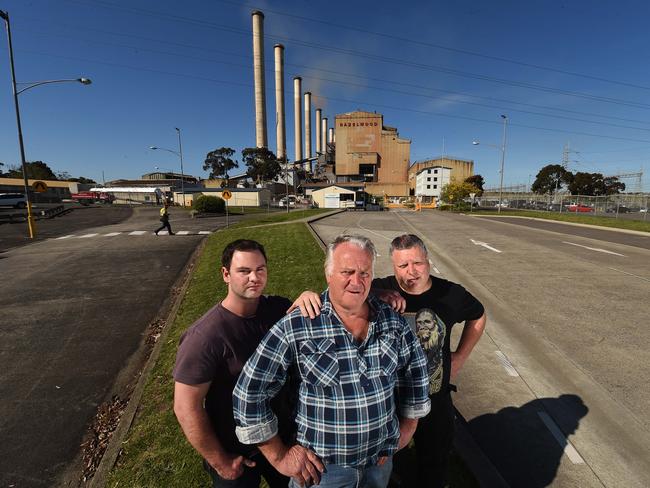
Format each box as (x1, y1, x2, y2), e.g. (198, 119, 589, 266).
(607, 267, 650, 283)
(176, 231, 190, 235)
(470, 239, 502, 253)
(198, 231, 212, 235)
(495, 351, 519, 377)
(563, 241, 625, 257)
(55, 235, 75, 240)
(129, 231, 147, 235)
(103, 232, 121, 237)
(537, 411, 585, 464)
(78, 233, 98, 238)
(158, 231, 171, 235)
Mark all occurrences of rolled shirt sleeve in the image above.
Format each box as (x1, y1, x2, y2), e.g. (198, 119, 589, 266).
(395, 319, 431, 419)
(233, 320, 293, 444)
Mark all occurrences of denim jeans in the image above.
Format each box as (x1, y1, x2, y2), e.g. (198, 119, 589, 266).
(288, 457, 393, 488)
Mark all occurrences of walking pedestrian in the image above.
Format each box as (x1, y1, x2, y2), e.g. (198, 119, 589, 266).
(155, 202, 174, 235)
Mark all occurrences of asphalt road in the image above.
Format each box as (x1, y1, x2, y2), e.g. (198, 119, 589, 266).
(0, 206, 241, 487)
(311, 210, 650, 488)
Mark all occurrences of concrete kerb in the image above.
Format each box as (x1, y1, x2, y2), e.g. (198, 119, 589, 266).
(468, 213, 650, 236)
(88, 238, 208, 488)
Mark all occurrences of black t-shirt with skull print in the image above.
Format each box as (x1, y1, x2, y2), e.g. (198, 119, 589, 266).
(372, 275, 484, 400)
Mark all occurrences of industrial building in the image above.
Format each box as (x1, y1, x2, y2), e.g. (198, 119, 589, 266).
(333, 111, 411, 197)
(414, 166, 451, 202)
(409, 157, 474, 192)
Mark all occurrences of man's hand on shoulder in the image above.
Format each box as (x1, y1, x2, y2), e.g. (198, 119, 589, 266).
(273, 444, 324, 486)
(373, 289, 406, 314)
(287, 290, 322, 319)
(210, 453, 255, 480)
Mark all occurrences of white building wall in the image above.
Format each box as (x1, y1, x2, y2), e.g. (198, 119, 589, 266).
(415, 166, 451, 199)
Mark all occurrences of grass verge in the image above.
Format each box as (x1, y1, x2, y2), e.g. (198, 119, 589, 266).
(106, 208, 476, 487)
(471, 209, 650, 232)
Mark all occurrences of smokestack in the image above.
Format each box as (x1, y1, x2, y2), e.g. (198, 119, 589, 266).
(252, 11, 267, 148)
(328, 127, 334, 144)
(322, 117, 328, 158)
(315, 108, 322, 154)
(274, 44, 286, 160)
(293, 77, 302, 162)
(304, 92, 312, 171)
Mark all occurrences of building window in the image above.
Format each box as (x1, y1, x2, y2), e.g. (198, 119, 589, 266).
(433, 185, 437, 189)
(434, 169, 438, 174)
(426, 185, 431, 189)
(427, 169, 431, 174)
(434, 177, 437, 182)
(427, 177, 431, 182)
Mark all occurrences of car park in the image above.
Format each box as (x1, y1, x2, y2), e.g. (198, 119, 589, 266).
(606, 205, 630, 213)
(0, 193, 27, 209)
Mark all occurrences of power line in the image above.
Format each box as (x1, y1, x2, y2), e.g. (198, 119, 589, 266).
(18, 23, 650, 134)
(63, 0, 650, 109)
(215, 0, 650, 92)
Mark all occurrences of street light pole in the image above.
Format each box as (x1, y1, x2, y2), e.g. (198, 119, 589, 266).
(1, 10, 34, 238)
(2, 9, 91, 238)
(498, 114, 508, 214)
(175, 128, 186, 207)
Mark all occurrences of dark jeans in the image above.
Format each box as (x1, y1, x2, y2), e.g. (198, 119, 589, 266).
(394, 393, 454, 488)
(155, 219, 173, 234)
(203, 453, 289, 488)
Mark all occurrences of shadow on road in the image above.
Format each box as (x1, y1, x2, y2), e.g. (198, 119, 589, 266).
(467, 394, 588, 487)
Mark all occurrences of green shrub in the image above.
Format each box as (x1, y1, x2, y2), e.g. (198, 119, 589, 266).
(192, 195, 225, 213)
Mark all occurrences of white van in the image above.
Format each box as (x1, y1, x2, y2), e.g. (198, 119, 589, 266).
(0, 193, 27, 208)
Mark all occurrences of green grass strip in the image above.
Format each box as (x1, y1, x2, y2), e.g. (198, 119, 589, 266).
(106, 216, 327, 487)
(471, 210, 650, 232)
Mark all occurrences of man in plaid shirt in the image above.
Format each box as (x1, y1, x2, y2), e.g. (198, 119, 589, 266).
(233, 235, 430, 487)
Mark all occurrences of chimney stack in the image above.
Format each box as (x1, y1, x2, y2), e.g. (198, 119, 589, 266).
(252, 11, 267, 148)
(274, 44, 286, 160)
(304, 92, 312, 171)
(315, 108, 322, 154)
(293, 77, 303, 162)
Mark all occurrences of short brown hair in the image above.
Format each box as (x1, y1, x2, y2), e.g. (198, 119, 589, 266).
(221, 239, 267, 270)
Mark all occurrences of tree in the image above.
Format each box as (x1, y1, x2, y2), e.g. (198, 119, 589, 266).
(440, 181, 480, 205)
(464, 175, 485, 195)
(4, 161, 58, 180)
(203, 147, 238, 180)
(241, 147, 281, 185)
(531, 164, 573, 194)
(603, 176, 625, 195)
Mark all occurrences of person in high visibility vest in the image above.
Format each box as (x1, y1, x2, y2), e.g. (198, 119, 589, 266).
(154, 202, 175, 235)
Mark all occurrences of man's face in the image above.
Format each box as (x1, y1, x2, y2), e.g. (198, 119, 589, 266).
(222, 250, 268, 301)
(391, 246, 431, 293)
(326, 242, 373, 312)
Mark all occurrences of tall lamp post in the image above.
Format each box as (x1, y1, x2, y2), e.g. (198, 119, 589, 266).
(1, 9, 92, 238)
(472, 114, 508, 214)
(150, 128, 185, 207)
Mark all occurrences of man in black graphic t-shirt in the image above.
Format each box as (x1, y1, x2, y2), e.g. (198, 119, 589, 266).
(372, 234, 486, 488)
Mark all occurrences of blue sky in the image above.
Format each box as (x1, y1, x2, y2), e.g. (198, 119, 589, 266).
(1, 0, 649, 191)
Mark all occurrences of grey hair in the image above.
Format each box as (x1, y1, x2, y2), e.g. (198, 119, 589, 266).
(324, 234, 377, 276)
(389, 234, 428, 257)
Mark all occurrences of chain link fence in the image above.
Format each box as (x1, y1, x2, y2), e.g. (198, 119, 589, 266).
(478, 193, 650, 220)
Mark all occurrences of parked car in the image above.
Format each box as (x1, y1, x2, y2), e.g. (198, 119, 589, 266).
(0, 193, 27, 209)
(606, 205, 630, 213)
(278, 195, 297, 207)
(567, 204, 594, 213)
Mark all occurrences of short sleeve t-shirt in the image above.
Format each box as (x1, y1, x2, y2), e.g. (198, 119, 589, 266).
(173, 295, 292, 455)
(372, 275, 484, 401)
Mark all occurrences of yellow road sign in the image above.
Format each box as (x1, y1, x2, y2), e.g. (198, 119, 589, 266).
(32, 181, 48, 193)
(222, 189, 232, 200)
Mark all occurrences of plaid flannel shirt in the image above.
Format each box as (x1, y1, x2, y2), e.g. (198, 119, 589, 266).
(233, 291, 430, 468)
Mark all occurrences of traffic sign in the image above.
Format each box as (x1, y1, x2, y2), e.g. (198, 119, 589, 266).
(222, 189, 232, 200)
(32, 181, 48, 193)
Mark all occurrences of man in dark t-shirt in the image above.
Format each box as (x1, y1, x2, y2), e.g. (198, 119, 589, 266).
(173, 239, 315, 488)
(372, 234, 486, 488)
